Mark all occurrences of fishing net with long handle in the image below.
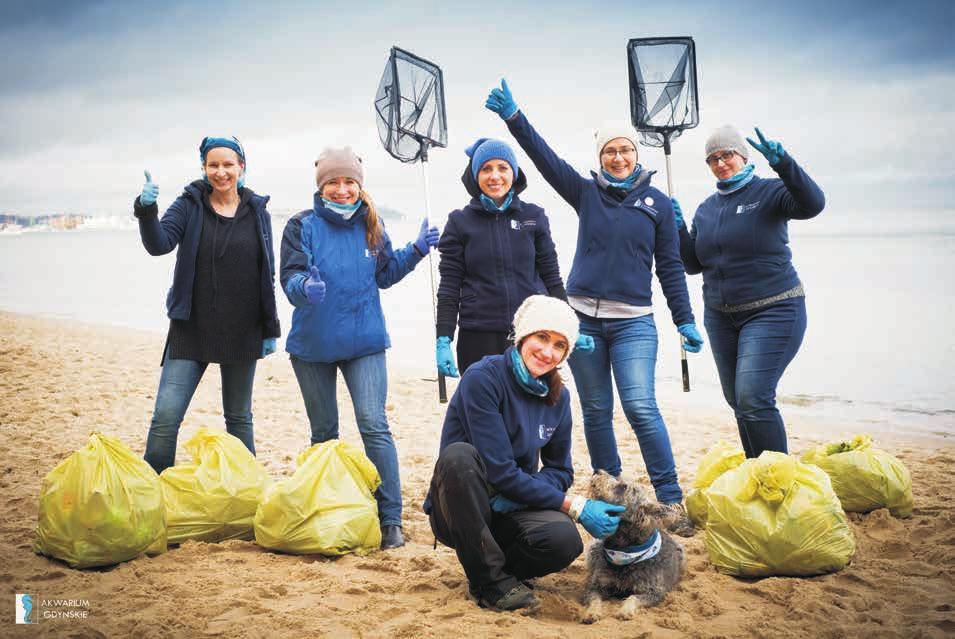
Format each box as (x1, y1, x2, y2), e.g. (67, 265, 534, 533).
(374, 46, 450, 402)
(628, 36, 700, 392)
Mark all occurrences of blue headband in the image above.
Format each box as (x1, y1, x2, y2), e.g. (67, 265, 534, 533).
(199, 136, 246, 163)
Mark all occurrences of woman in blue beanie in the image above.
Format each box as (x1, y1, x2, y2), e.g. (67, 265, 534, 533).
(435, 137, 571, 378)
(672, 126, 825, 458)
(133, 136, 281, 474)
(280, 146, 439, 550)
(485, 80, 702, 535)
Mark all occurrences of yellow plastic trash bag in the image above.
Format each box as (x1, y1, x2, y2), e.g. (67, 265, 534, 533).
(160, 428, 272, 545)
(34, 433, 166, 568)
(254, 440, 382, 555)
(801, 435, 913, 518)
(685, 441, 746, 527)
(704, 451, 856, 577)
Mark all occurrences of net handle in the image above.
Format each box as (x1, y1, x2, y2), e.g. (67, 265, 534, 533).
(419, 143, 447, 402)
(658, 130, 690, 392)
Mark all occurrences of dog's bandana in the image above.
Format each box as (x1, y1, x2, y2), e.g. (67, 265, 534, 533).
(603, 529, 662, 566)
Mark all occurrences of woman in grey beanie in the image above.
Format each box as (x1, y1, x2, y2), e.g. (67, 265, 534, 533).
(672, 126, 825, 458)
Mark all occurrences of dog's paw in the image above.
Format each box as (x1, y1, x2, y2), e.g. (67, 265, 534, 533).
(615, 595, 641, 620)
(580, 597, 603, 624)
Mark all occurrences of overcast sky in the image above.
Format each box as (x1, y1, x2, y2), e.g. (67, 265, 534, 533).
(1, 0, 952, 221)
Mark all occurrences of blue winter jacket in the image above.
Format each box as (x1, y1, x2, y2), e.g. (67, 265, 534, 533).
(133, 181, 281, 338)
(424, 347, 574, 513)
(436, 164, 566, 338)
(280, 194, 423, 363)
(505, 111, 694, 326)
(678, 154, 825, 308)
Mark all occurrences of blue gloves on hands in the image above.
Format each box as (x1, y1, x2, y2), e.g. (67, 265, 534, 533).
(678, 323, 704, 353)
(490, 494, 527, 514)
(485, 79, 519, 120)
(579, 499, 626, 539)
(671, 197, 685, 229)
(436, 336, 460, 378)
(414, 219, 440, 256)
(304, 266, 326, 305)
(261, 338, 276, 357)
(141, 170, 159, 206)
(746, 127, 786, 166)
(575, 334, 595, 354)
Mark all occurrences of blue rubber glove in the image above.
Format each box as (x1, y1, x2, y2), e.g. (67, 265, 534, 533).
(485, 78, 519, 120)
(678, 323, 704, 353)
(578, 499, 626, 539)
(414, 218, 440, 256)
(746, 127, 786, 166)
(261, 338, 276, 357)
(436, 336, 460, 378)
(141, 170, 158, 206)
(671, 197, 685, 229)
(490, 494, 527, 514)
(304, 266, 326, 305)
(575, 334, 595, 354)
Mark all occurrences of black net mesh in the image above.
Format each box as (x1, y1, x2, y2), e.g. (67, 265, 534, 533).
(375, 47, 448, 163)
(627, 37, 699, 148)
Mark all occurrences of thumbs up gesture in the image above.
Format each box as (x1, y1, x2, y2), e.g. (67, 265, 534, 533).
(304, 265, 326, 304)
(141, 170, 159, 206)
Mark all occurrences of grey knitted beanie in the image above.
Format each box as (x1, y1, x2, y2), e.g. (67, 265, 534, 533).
(315, 147, 364, 189)
(704, 125, 749, 162)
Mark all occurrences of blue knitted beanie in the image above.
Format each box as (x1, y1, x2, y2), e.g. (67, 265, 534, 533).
(465, 138, 519, 180)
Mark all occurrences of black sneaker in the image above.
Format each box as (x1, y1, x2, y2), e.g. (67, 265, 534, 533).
(380, 525, 405, 549)
(661, 502, 696, 538)
(474, 584, 538, 612)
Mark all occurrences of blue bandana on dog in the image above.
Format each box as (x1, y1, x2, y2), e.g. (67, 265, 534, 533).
(603, 529, 661, 566)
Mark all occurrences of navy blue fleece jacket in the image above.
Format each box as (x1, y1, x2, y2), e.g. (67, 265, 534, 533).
(504, 111, 694, 326)
(428, 348, 574, 511)
(678, 154, 825, 308)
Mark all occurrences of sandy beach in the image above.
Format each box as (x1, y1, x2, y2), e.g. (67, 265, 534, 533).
(1, 310, 953, 638)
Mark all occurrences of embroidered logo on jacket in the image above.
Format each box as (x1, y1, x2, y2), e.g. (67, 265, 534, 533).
(736, 202, 760, 215)
(364, 248, 379, 258)
(538, 423, 557, 441)
(510, 219, 536, 231)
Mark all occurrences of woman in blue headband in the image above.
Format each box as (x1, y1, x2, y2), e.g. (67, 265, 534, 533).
(435, 137, 574, 379)
(133, 136, 281, 474)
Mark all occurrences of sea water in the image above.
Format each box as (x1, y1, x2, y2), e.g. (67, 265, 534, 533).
(1, 210, 952, 438)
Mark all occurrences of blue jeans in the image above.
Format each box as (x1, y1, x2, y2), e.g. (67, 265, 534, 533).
(704, 297, 807, 458)
(568, 314, 682, 504)
(144, 357, 257, 474)
(290, 351, 402, 527)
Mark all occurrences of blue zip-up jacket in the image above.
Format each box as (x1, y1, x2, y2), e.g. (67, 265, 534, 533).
(280, 194, 423, 363)
(678, 154, 825, 308)
(133, 181, 280, 338)
(424, 347, 574, 514)
(436, 164, 566, 339)
(505, 111, 694, 326)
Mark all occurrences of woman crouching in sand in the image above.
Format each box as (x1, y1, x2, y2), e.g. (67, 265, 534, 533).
(424, 295, 625, 611)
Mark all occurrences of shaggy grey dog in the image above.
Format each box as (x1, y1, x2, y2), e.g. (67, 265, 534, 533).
(581, 471, 686, 623)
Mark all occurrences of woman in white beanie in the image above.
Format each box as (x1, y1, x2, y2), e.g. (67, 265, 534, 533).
(424, 295, 626, 611)
(280, 146, 440, 550)
(672, 126, 824, 458)
(484, 79, 701, 535)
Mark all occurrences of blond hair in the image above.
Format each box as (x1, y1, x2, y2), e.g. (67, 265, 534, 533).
(359, 189, 384, 250)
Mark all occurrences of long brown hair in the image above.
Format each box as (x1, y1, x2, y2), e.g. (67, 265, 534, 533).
(515, 337, 566, 407)
(359, 188, 384, 250)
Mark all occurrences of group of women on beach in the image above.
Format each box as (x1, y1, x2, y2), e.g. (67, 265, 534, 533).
(132, 79, 824, 611)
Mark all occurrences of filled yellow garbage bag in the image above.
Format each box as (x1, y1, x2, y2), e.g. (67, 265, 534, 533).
(34, 433, 166, 569)
(685, 441, 746, 527)
(254, 440, 382, 555)
(160, 428, 272, 545)
(801, 435, 913, 518)
(704, 451, 855, 577)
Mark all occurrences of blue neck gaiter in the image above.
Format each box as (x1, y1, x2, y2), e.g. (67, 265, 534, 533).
(601, 164, 643, 190)
(509, 348, 549, 397)
(479, 190, 514, 213)
(322, 198, 362, 219)
(716, 163, 756, 195)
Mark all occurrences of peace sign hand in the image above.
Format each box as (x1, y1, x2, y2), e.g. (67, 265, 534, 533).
(746, 128, 786, 167)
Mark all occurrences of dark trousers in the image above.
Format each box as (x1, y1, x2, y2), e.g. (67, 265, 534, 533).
(456, 329, 512, 374)
(428, 442, 583, 601)
(704, 296, 807, 458)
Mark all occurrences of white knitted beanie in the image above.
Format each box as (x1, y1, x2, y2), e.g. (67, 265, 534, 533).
(704, 125, 749, 162)
(512, 295, 580, 361)
(594, 123, 639, 165)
